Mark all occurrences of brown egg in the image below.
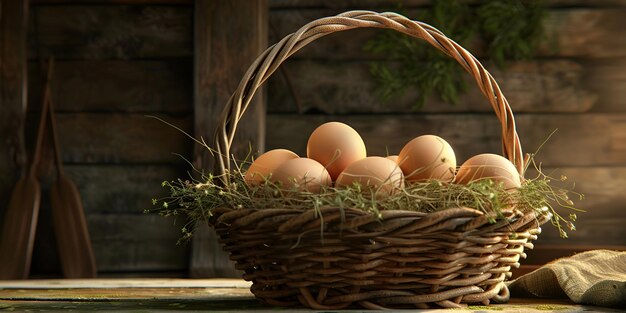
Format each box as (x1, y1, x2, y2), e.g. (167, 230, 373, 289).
(244, 149, 299, 186)
(271, 158, 332, 193)
(307, 122, 367, 181)
(455, 153, 521, 190)
(386, 155, 399, 163)
(398, 135, 456, 182)
(336, 157, 404, 195)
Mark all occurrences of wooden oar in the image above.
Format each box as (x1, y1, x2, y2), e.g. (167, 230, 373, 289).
(45, 60, 98, 278)
(0, 61, 53, 280)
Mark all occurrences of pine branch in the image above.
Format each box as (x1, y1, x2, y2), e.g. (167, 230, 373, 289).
(365, 0, 547, 108)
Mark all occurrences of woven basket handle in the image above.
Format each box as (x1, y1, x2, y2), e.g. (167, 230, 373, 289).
(215, 10, 524, 177)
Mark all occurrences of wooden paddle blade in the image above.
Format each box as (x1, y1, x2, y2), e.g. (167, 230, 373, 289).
(50, 175, 97, 278)
(0, 174, 41, 279)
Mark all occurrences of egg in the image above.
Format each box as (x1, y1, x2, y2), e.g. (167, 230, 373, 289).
(244, 149, 299, 186)
(307, 122, 367, 181)
(398, 135, 456, 182)
(336, 157, 404, 195)
(386, 155, 399, 163)
(455, 153, 521, 190)
(271, 158, 332, 193)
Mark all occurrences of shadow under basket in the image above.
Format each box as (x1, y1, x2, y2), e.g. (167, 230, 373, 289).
(206, 10, 552, 310)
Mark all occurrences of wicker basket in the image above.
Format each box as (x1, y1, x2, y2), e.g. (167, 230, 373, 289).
(209, 11, 551, 310)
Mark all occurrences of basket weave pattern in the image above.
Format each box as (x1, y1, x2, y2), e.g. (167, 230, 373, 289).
(212, 207, 548, 309)
(209, 11, 550, 309)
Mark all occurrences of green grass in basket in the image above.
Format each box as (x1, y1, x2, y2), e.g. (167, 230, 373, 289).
(147, 155, 582, 244)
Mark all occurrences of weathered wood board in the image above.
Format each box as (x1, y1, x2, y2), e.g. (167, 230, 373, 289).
(0, 278, 251, 289)
(267, 59, 596, 114)
(34, 166, 187, 273)
(28, 60, 192, 113)
(23, 111, 190, 176)
(35, 113, 193, 164)
(0, 286, 254, 301)
(28, 4, 192, 60)
(522, 166, 626, 245)
(531, 168, 626, 246)
(266, 113, 626, 167)
(584, 57, 626, 112)
(0, 279, 622, 312)
(521, 244, 626, 267)
(538, 219, 626, 245)
(537, 167, 626, 220)
(268, 9, 626, 60)
(87, 214, 189, 272)
(193, 0, 267, 170)
(29, 211, 189, 273)
(64, 165, 185, 215)
(0, 298, 616, 312)
(191, 0, 268, 279)
(543, 9, 626, 58)
(0, 0, 29, 227)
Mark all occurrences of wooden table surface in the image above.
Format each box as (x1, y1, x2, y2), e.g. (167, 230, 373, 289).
(0, 279, 621, 312)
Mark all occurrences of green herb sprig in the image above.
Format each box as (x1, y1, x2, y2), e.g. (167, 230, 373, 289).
(365, 0, 547, 108)
(147, 155, 581, 244)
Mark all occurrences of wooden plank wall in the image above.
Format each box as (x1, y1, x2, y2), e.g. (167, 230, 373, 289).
(265, 0, 626, 266)
(4, 0, 622, 277)
(0, 0, 29, 253)
(24, 1, 194, 276)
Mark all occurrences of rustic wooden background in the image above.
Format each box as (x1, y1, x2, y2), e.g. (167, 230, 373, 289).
(0, 0, 624, 277)
(16, 0, 195, 277)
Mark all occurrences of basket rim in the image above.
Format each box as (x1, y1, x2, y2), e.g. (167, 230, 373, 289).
(210, 204, 551, 234)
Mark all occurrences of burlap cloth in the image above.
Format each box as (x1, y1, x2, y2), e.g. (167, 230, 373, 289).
(507, 249, 626, 308)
